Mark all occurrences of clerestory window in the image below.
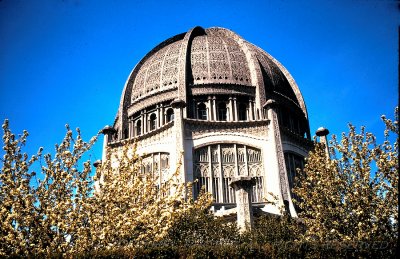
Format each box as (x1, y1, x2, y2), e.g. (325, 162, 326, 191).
(217, 102, 227, 121)
(136, 120, 142, 136)
(197, 103, 207, 120)
(166, 108, 174, 123)
(238, 103, 247, 121)
(149, 113, 157, 131)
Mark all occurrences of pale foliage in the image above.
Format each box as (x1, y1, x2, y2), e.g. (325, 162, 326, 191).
(293, 108, 398, 242)
(0, 121, 211, 256)
(0, 121, 96, 256)
(90, 142, 212, 250)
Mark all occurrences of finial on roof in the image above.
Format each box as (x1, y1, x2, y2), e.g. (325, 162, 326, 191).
(316, 127, 329, 137)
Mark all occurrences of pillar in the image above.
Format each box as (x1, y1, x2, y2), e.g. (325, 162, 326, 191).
(263, 99, 296, 217)
(249, 100, 254, 121)
(230, 176, 256, 232)
(96, 125, 116, 193)
(160, 104, 164, 125)
(212, 96, 217, 121)
(157, 104, 161, 128)
(208, 96, 213, 120)
(233, 97, 238, 121)
(316, 127, 330, 159)
(228, 97, 233, 121)
(171, 98, 187, 183)
(140, 111, 145, 135)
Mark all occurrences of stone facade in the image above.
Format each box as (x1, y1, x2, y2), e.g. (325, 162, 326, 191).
(103, 26, 313, 217)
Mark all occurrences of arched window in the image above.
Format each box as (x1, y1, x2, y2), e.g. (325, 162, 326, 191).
(193, 144, 264, 203)
(140, 152, 170, 182)
(284, 152, 305, 192)
(217, 102, 227, 121)
(136, 120, 142, 136)
(149, 113, 157, 131)
(278, 107, 306, 136)
(238, 103, 247, 121)
(197, 103, 207, 120)
(166, 108, 174, 123)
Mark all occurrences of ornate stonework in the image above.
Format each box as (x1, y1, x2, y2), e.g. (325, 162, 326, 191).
(190, 84, 255, 97)
(104, 26, 314, 217)
(271, 107, 289, 201)
(184, 119, 269, 140)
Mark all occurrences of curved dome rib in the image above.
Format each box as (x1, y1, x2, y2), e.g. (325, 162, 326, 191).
(253, 45, 308, 118)
(114, 26, 309, 129)
(115, 32, 186, 130)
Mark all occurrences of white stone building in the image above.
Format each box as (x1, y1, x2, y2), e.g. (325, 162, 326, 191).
(101, 26, 313, 217)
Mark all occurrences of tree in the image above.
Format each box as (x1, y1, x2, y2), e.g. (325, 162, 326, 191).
(0, 121, 211, 257)
(293, 108, 398, 242)
(89, 141, 212, 250)
(0, 121, 98, 256)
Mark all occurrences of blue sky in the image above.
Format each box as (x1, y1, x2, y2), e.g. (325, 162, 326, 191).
(0, 0, 398, 160)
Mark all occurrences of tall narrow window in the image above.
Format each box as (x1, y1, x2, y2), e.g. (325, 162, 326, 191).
(149, 113, 157, 131)
(238, 103, 247, 121)
(194, 144, 264, 203)
(136, 120, 142, 136)
(284, 152, 305, 193)
(166, 108, 174, 123)
(139, 153, 170, 186)
(217, 102, 227, 121)
(197, 103, 207, 120)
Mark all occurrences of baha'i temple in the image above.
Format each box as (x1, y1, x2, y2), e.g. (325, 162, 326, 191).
(98, 26, 321, 219)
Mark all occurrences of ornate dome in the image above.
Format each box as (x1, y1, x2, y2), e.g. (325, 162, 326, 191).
(115, 26, 308, 133)
(104, 26, 313, 219)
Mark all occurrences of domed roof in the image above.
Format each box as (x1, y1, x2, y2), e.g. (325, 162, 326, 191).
(115, 26, 307, 128)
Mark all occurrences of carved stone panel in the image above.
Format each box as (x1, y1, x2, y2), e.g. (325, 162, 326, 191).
(184, 119, 269, 140)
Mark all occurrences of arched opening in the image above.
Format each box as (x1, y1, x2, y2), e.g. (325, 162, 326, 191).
(193, 144, 264, 203)
(149, 113, 157, 131)
(238, 103, 247, 121)
(136, 120, 142, 136)
(166, 108, 174, 123)
(217, 102, 227, 121)
(197, 102, 207, 120)
(284, 152, 305, 201)
(140, 152, 170, 183)
(277, 106, 308, 136)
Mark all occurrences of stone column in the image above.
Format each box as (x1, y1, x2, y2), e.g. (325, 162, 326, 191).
(127, 118, 131, 138)
(212, 96, 217, 121)
(234, 144, 239, 177)
(228, 97, 233, 121)
(130, 118, 134, 138)
(141, 111, 146, 134)
(263, 99, 296, 217)
(208, 96, 213, 120)
(156, 105, 161, 128)
(171, 98, 187, 183)
(218, 144, 224, 203)
(230, 176, 256, 232)
(160, 104, 164, 125)
(249, 100, 254, 121)
(316, 127, 330, 159)
(95, 125, 116, 193)
(208, 146, 214, 195)
(100, 125, 116, 160)
(233, 97, 238, 121)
